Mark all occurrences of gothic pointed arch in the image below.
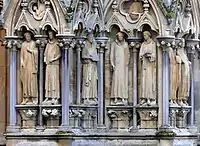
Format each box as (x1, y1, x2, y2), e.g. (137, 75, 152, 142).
(73, 0, 104, 34)
(4, 0, 68, 36)
(104, 0, 166, 35)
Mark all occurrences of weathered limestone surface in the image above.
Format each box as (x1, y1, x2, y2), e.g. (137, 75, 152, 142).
(2, 0, 200, 146)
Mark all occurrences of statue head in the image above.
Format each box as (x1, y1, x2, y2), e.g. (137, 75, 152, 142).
(179, 38, 185, 48)
(143, 31, 151, 41)
(86, 32, 94, 43)
(48, 30, 55, 40)
(24, 32, 32, 42)
(116, 32, 125, 42)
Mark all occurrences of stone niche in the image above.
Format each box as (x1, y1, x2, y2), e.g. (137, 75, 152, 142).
(3, 0, 199, 146)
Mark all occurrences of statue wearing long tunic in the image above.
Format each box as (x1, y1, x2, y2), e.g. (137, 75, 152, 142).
(20, 32, 38, 105)
(82, 33, 99, 105)
(177, 39, 191, 106)
(44, 31, 61, 105)
(110, 32, 130, 105)
(169, 47, 181, 105)
(139, 31, 156, 106)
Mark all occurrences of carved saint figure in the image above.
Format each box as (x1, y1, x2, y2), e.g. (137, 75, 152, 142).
(176, 3, 194, 37)
(20, 32, 38, 105)
(43, 31, 61, 105)
(169, 47, 181, 106)
(33, 0, 46, 20)
(82, 33, 99, 105)
(139, 31, 156, 106)
(128, 0, 143, 20)
(177, 39, 190, 106)
(110, 32, 130, 105)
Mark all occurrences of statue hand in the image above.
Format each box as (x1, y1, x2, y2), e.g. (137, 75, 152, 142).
(27, 49, 33, 54)
(85, 81, 89, 87)
(21, 62, 25, 68)
(83, 60, 89, 64)
(111, 65, 115, 71)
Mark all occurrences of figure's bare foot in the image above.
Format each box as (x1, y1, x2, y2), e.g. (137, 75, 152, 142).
(32, 98, 38, 105)
(52, 98, 58, 105)
(21, 98, 29, 105)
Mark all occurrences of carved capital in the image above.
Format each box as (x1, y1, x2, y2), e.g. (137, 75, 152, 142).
(107, 109, 132, 129)
(156, 36, 175, 51)
(127, 37, 142, 53)
(169, 107, 179, 127)
(42, 108, 60, 118)
(75, 36, 86, 51)
(185, 39, 199, 54)
(57, 34, 75, 50)
(35, 35, 48, 49)
(96, 37, 109, 53)
(137, 107, 158, 128)
(176, 107, 191, 128)
(4, 36, 22, 51)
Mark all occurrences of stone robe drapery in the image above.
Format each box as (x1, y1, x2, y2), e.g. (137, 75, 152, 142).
(139, 40, 156, 101)
(110, 40, 130, 100)
(82, 40, 99, 100)
(20, 41, 38, 99)
(177, 48, 190, 101)
(44, 40, 61, 99)
(169, 48, 181, 101)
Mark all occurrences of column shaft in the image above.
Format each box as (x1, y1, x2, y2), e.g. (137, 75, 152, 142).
(189, 52, 195, 126)
(38, 47, 44, 126)
(10, 48, 17, 126)
(64, 48, 70, 125)
(98, 51, 104, 125)
(132, 49, 138, 129)
(163, 51, 170, 125)
(76, 48, 81, 104)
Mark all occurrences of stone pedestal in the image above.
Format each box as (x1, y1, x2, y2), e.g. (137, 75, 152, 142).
(46, 117, 60, 128)
(42, 106, 61, 128)
(19, 109, 37, 129)
(107, 106, 132, 130)
(169, 106, 179, 127)
(69, 106, 98, 131)
(176, 107, 191, 128)
(137, 106, 158, 129)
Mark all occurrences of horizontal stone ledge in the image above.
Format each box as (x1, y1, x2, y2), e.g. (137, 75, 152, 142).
(4, 129, 198, 140)
(70, 105, 98, 108)
(106, 105, 159, 109)
(15, 105, 62, 109)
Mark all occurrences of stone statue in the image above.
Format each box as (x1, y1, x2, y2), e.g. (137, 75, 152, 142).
(176, 3, 194, 37)
(82, 33, 99, 105)
(20, 32, 38, 105)
(128, 0, 143, 20)
(139, 31, 156, 106)
(169, 46, 181, 106)
(43, 31, 61, 105)
(177, 39, 191, 106)
(110, 32, 130, 105)
(33, 0, 46, 20)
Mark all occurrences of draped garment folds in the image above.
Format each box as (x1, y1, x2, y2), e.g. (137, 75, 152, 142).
(110, 40, 130, 100)
(20, 40, 38, 98)
(82, 40, 99, 100)
(139, 40, 156, 101)
(44, 40, 61, 99)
